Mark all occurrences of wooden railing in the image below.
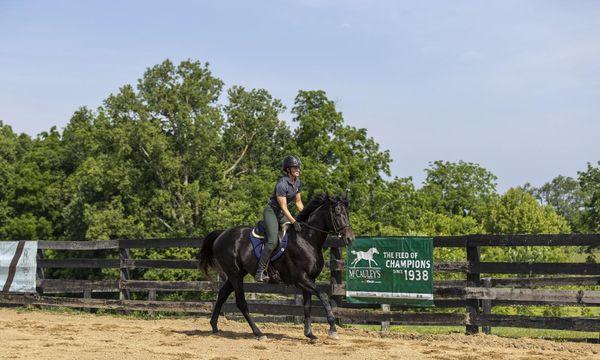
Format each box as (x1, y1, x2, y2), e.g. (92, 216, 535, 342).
(1, 234, 599, 333)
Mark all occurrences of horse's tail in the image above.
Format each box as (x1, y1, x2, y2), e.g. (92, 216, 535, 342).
(198, 230, 224, 275)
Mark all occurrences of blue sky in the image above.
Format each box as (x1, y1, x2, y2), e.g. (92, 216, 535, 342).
(1, 0, 599, 191)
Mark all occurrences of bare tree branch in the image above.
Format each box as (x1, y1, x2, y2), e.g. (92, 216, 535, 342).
(222, 131, 256, 180)
(158, 217, 173, 231)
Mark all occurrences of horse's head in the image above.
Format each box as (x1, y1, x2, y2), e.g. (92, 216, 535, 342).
(326, 194, 355, 246)
(297, 193, 355, 245)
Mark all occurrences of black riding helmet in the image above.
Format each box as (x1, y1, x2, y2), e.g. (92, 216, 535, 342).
(282, 155, 302, 172)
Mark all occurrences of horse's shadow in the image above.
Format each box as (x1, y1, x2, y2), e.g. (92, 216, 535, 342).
(173, 329, 298, 341)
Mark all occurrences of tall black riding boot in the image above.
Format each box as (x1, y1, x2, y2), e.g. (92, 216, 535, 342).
(254, 243, 272, 283)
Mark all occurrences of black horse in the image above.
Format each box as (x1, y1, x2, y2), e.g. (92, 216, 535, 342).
(198, 193, 355, 342)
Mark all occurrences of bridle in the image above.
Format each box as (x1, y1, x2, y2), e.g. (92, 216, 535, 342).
(298, 200, 351, 237)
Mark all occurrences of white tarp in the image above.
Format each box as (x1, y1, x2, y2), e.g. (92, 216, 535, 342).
(0, 241, 38, 293)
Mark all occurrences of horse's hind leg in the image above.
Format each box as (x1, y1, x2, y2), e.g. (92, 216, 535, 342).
(210, 279, 234, 333)
(232, 278, 265, 340)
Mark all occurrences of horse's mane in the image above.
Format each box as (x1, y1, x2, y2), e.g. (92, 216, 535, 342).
(296, 193, 329, 222)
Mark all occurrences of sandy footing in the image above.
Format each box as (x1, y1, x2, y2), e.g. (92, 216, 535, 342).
(0, 308, 598, 360)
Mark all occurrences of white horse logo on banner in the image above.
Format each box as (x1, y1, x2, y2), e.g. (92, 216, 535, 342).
(350, 247, 380, 268)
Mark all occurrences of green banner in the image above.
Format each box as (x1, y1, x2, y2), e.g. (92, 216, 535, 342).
(346, 237, 434, 306)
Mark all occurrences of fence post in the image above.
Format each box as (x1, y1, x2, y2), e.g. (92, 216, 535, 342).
(294, 294, 303, 325)
(36, 249, 45, 295)
(119, 248, 131, 301)
(466, 244, 481, 334)
(380, 304, 390, 333)
(482, 277, 492, 334)
(83, 289, 92, 313)
(148, 289, 156, 317)
(329, 242, 343, 306)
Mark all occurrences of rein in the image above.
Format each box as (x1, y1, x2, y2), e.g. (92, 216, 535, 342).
(298, 201, 350, 237)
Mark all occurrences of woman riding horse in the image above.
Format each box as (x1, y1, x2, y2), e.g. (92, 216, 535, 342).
(198, 184, 355, 341)
(256, 155, 304, 283)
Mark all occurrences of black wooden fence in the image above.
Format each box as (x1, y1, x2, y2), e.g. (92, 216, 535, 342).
(1, 234, 600, 333)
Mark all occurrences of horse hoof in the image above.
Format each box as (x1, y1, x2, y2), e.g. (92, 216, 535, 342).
(257, 335, 268, 341)
(308, 337, 318, 344)
(328, 331, 339, 340)
(211, 329, 220, 334)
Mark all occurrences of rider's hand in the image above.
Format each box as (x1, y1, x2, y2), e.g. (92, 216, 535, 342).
(293, 221, 302, 232)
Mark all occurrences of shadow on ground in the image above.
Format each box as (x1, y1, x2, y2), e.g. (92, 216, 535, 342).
(172, 329, 299, 341)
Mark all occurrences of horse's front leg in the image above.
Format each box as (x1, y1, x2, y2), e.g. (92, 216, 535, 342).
(298, 277, 338, 340)
(301, 289, 318, 343)
(316, 290, 338, 339)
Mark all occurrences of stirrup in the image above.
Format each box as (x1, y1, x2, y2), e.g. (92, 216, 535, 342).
(255, 270, 270, 283)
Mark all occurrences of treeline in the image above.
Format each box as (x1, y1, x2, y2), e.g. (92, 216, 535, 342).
(0, 59, 599, 253)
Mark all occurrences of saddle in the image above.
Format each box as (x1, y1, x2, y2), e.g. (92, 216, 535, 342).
(250, 220, 291, 240)
(249, 220, 291, 278)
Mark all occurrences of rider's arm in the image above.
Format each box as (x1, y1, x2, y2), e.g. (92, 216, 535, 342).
(277, 196, 297, 223)
(294, 193, 304, 212)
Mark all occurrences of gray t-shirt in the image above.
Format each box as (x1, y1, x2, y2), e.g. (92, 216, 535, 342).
(268, 176, 302, 210)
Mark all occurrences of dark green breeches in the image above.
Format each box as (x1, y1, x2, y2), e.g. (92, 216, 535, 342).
(263, 205, 286, 248)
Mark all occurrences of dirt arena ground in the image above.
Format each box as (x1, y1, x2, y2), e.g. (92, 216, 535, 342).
(0, 308, 598, 360)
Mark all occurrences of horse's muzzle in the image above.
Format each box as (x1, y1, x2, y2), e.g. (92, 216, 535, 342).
(342, 228, 355, 246)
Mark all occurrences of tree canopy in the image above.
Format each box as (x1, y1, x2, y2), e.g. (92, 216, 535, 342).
(0, 59, 596, 280)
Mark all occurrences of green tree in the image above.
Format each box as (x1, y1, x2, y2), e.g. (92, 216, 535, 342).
(292, 90, 391, 208)
(221, 86, 288, 179)
(214, 87, 291, 227)
(351, 177, 420, 236)
(0, 121, 18, 236)
(578, 161, 600, 233)
(415, 211, 483, 236)
(486, 188, 571, 235)
(1, 123, 65, 240)
(484, 188, 570, 263)
(60, 59, 227, 239)
(419, 160, 498, 220)
(522, 175, 587, 232)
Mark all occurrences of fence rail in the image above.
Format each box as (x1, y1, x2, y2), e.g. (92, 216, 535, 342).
(2, 233, 600, 334)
